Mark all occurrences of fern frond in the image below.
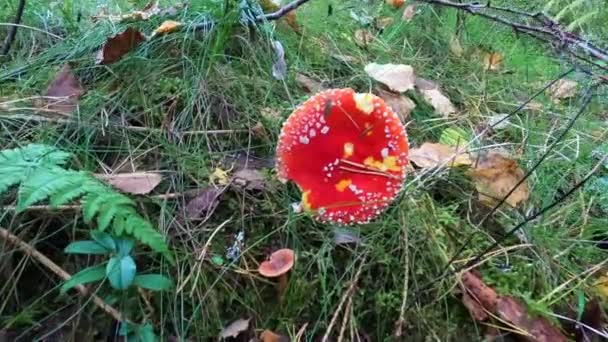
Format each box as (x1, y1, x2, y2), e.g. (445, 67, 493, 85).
(17, 167, 75, 211)
(0, 144, 173, 262)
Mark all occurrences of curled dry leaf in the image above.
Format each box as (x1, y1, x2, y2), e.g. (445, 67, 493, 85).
(184, 187, 224, 221)
(260, 329, 290, 342)
(151, 20, 182, 37)
(468, 151, 530, 207)
(96, 172, 162, 195)
(218, 318, 250, 339)
(548, 79, 578, 100)
(409, 142, 472, 168)
(496, 296, 567, 342)
(40, 64, 84, 114)
(354, 29, 375, 47)
(365, 63, 416, 93)
(295, 73, 324, 93)
(483, 52, 503, 71)
(415, 78, 457, 117)
(96, 27, 146, 65)
(231, 169, 266, 191)
(375, 88, 415, 122)
(402, 5, 417, 22)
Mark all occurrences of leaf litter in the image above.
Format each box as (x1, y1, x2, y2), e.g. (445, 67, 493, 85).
(96, 27, 146, 65)
(365, 63, 416, 92)
(409, 142, 472, 168)
(96, 172, 162, 195)
(218, 318, 250, 339)
(38, 64, 84, 114)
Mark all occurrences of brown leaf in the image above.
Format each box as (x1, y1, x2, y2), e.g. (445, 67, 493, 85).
(496, 296, 567, 342)
(548, 79, 578, 100)
(409, 142, 472, 168)
(354, 29, 375, 47)
(468, 151, 530, 207)
(96, 172, 162, 195)
(231, 169, 266, 191)
(375, 88, 415, 122)
(575, 298, 605, 342)
(96, 27, 146, 65)
(402, 5, 417, 22)
(365, 63, 416, 93)
(251, 121, 268, 138)
(218, 318, 250, 339)
(151, 20, 182, 37)
(184, 187, 223, 221)
(295, 73, 324, 93)
(483, 52, 503, 71)
(461, 271, 498, 311)
(260, 330, 290, 342)
(462, 292, 489, 321)
(415, 78, 457, 117)
(40, 64, 84, 114)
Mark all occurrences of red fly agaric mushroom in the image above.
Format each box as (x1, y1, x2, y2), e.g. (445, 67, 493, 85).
(258, 248, 295, 298)
(276, 88, 409, 225)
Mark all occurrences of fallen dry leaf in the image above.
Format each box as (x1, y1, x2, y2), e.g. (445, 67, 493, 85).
(548, 79, 578, 100)
(409, 142, 472, 168)
(96, 27, 146, 65)
(260, 329, 289, 342)
(593, 274, 608, 300)
(487, 113, 510, 129)
(184, 187, 224, 221)
(295, 73, 324, 93)
(231, 169, 266, 191)
(449, 35, 464, 57)
(251, 121, 268, 137)
(462, 292, 489, 321)
(483, 52, 503, 71)
(261, 107, 283, 120)
(96, 172, 162, 195)
(40, 64, 84, 114)
(402, 5, 417, 22)
(496, 296, 567, 342)
(375, 88, 415, 122)
(260, 0, 300, 33)
(151, 20, 182, 37)
(365, 63, 416, 93)
(354, 29, 375, 47)
(469, 151, 530, 207)
(376, 17, 394, 29)
(209, 167, 230, 186)
(218, 318, 250, 339)
(93, 1, 184, 23)
(415, 78, 457, 117)
(386, 0, 405, 8)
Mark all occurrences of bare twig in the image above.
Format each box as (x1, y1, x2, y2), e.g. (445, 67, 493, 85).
(255, 0, 311, 21)
(0, 227, 127, 322)
(322, 254, 367, 342)
(418, 0, 608, 64)
(1, 0, 26, 56)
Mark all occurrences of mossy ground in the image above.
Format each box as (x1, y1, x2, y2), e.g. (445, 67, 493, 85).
(1, 0, 607, 340)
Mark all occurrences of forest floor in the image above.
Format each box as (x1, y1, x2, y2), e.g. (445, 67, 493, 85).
(1, 0, 608, 341)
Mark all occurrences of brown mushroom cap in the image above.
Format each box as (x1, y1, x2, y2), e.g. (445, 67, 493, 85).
(258, 249, 295, 277)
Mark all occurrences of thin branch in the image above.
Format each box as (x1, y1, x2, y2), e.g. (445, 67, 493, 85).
(0, 227, 127, 322)
(255, 0, 311, 21)
(1, 0, 27, 56)
(418, 0, 608, 64)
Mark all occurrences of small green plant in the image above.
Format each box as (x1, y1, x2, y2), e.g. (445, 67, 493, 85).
(62, 231, 173, 292)
(0, 144, 172, 261)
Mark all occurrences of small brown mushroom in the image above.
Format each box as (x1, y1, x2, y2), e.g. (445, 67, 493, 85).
(258, 248, 295, 299)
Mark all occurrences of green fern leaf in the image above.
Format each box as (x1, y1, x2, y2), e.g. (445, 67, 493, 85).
(82, 193, 109, 224)
(17, 168, 74, 212)
(97, 202, 120, 231)
(49, 173, 88, 207)
(0, 171, 23, 196)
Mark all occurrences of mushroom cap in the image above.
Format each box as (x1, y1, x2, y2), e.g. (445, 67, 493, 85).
(276, 88, 409, 225)
(258, 248, 295, 277)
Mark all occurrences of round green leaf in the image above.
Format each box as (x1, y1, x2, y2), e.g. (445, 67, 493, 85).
(106, 255, 136, 290)
(115, 238, 135, 257)
(64, 240, 111, 254)
(133, 274, 173, 291)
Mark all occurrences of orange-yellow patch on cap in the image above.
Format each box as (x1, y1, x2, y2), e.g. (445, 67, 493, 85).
(354, 93, 374, 114)
(343, 142, 354, 158)
(364, 156, 401, 172)
(335, 179, 352, 192)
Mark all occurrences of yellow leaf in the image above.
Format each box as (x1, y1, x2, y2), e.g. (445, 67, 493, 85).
(409, 142, 472, 168)
(593, 274, 608, 300)
(209, 167, 230, 185)
(468, 151, 530, 207)
(483, 52, 503, 71)
(152, 20, 182, 36)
